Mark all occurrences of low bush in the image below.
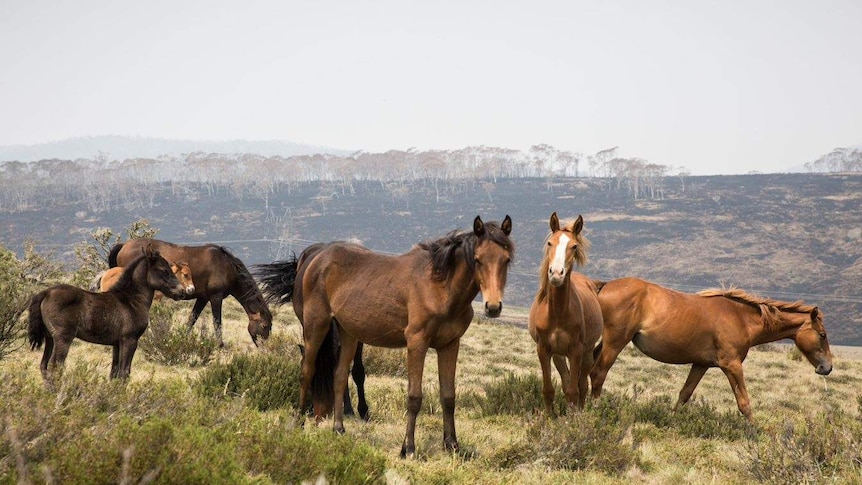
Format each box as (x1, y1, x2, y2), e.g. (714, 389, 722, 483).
(744, 411, 862, 483)
(195, 352, 301, 411)
(138, 301, 218, 367)
(362, 345, 408, 378)
(465, 372, 567, 416)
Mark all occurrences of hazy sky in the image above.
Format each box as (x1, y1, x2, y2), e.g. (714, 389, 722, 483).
(1, 1, 860, 175)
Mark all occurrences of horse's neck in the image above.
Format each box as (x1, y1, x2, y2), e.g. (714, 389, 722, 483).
(752, 309, 806, 345)
(545, 277, 580, 319)
(445, 260, 480, 307)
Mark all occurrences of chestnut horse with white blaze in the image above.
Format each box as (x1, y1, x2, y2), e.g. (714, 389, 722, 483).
(256, 215, 513, 457)
(589, 277, 833, 420)
(528, 212, 602, 414)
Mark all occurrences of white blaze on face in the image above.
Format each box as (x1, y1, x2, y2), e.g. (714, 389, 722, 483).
(550, 234, 570, 275)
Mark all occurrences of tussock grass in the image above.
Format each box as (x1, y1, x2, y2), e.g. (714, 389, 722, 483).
(3, 299, 862, 483)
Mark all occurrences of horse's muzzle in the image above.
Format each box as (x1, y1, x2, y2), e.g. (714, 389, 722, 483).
(485, 301, 502, 318)
(816, 363, 833, 375)
(185, 285, 196, 296)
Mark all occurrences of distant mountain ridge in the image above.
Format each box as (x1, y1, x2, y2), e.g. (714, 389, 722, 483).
(0, 135, 352, 162)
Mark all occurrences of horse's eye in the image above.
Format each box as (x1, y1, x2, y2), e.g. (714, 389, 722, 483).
(819, 332, 826, 339)
(547, 241, 551, 246)
(475, 259, 482, 266)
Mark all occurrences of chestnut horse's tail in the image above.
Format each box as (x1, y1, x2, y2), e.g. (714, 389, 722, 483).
(28, 290, 48, 350)
(107, 242, 124, 268)
(254, 255, 299, 306)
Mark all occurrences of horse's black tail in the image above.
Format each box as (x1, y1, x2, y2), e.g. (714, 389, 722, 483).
(310, 320, 339, 416)
(28, 291, 48, 350)
(107, 242, 124, 268)
(592, 340, 603, 361)
(254, 255, 299, 306)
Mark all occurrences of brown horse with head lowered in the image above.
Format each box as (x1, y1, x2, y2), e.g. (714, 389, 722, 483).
(589, 277, 833, 420)
(528, 212, 602, 415)
(256, 215, 513, 457)
(109, 238, 272, 346)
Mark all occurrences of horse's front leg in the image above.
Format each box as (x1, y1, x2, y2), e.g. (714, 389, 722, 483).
(720, 361, 753, 421)
(110, 344, 120, 378)
(566, 347, 584, 409)
(537, 342, 556, 417)
(332, 332, 359, 435)
(437, 338, 461, 452)
(117, 338, 139, 379)
(186, 298, 208, 332)
(401, 338, 429, 458)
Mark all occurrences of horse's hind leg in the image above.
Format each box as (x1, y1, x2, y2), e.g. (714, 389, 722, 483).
(49, 335, 74, 381)
(674, 364, 708, 410)
(39, 334, 54, 381)
(589, 332, 635, 399)
(720, 361, 753, 421)
(352, 342, 370, 420)
(332, 332, 359, 435)
(210, 297, 224, 347)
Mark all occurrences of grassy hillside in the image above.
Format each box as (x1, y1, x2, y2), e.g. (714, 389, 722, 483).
(2, 298, 861, 483)
(2, 173, 861, 344)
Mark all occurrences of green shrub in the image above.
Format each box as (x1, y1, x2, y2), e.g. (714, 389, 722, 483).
(492, 411, 639, 474)
(237, 421, 386, 484)
(138, 301, 218, 367)
(465, 372, 566, 416)
(744, 411, 862, 483)
(196, 352, 301, 411)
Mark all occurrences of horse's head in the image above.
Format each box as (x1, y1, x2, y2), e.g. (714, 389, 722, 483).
(544, 212, 587, 287)
(170, 261, 196, 296)
(247, 310, 273, 346)
(472, 215, 513, 318)
(143, 244, 186, 299)
(793, 307, 833, 375)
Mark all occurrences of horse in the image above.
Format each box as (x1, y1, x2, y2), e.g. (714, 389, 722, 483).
(93, 260, 195, 301)
(528, 212, 603, 415)
(109, 238, 272, 347)
(588, 277, 833, 420)
(256, 215, 513, 457)
(269, 242, 369, 421)
(28, 244, 186, 380)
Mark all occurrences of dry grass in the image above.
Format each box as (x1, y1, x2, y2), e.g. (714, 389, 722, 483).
(3, 298, 862, 483)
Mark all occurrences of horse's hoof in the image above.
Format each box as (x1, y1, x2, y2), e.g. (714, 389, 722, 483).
(400, 444, 415, 459)
(334, 425, 346, 435)
(444, 440, 460, 453)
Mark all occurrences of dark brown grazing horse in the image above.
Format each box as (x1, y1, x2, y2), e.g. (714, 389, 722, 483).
(589, 277, 833, 420)
(110, 239, 272, 346)
(256, 215, 514, 457)
(528, 213, 603, 415)
(93, 261, 195, 301)
(28, 245, 186, 380)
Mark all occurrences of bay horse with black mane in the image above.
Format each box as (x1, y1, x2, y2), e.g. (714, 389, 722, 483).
(589, 277, 833, 420)
(256, 215, 513, 457)
(528, 212, 602, 415)
(28, 244, 186, 380)
(109, 238, 272, 347)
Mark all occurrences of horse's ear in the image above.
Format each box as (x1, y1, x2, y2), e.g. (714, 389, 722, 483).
(549, 212, 560, 232)
(573, 215, 584, 235)
(473, 215, 485, 237)
(811, 307, 819, 321)
(143, 243, 159, 260)
(501, 215, 512, 236)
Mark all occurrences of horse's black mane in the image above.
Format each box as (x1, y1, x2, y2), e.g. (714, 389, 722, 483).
(215, 245, 272, 320)
(109, 253, 150, 295)
(418, 221, 514, 282)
